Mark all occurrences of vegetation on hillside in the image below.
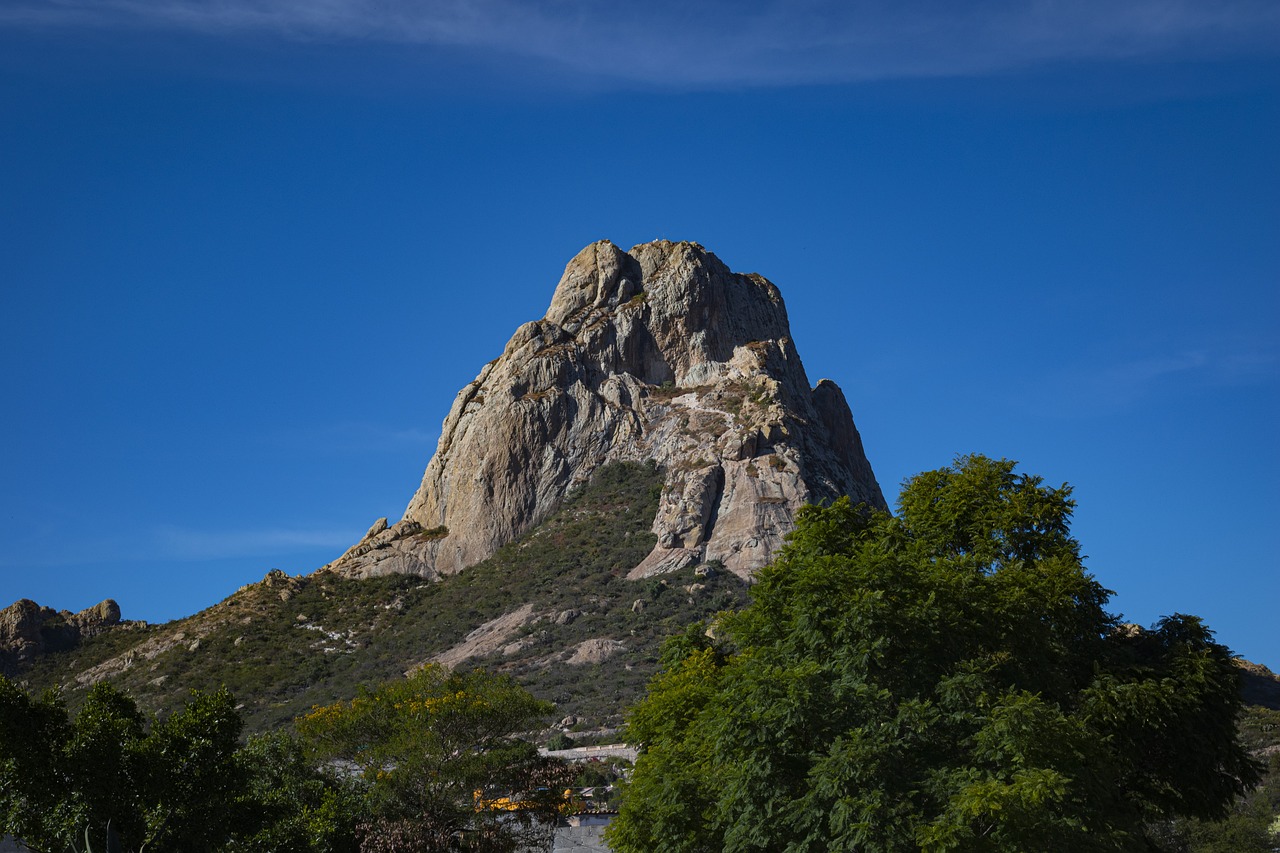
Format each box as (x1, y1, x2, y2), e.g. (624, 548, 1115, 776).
(609, 456, 1263, 852)
(15, 461, 749, 734)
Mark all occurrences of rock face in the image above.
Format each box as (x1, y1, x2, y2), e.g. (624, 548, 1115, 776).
(323, 240, 884, 581)
(0, 597, 123, 676)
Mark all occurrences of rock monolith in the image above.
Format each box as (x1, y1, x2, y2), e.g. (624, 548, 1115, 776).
(323, 240, 884, 581)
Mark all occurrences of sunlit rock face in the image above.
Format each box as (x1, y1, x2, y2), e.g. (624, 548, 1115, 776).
(0, 598, 123, 676)
(323, 240, 885, 581)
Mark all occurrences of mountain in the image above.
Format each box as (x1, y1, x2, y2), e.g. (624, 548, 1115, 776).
(5, 239, 887, 733)
(323, 239, 884, 581)
(5, 239, 1280, 746)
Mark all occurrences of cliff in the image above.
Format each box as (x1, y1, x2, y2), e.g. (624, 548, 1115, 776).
(323, 239, 884, 581)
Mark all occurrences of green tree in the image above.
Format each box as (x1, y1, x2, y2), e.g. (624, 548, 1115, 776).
(2, 679, 359, 853)
(297, 665, 574, 852)
(133, 687, 245, 852)
(64, 681, 148, 848)
(1, 681, 247, 852)
(227, 730, 364, 853)
(0, 677, 73, 850)
(1158, 707, 1280, 852)
(609, 455, 1260, 853)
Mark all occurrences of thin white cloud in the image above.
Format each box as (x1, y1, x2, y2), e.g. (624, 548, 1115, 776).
(3, 0, 1277, 86)
(1098, 350, 1210, 387)
(1032, 341, 1278, 417)
(151, 524, 357, 560)
(0, 523, 360, 570)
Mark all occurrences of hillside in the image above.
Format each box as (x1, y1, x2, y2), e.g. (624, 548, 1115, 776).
(14, 462, 748, 734)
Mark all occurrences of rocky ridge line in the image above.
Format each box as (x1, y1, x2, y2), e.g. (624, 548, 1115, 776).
(0, 598, 132, 677)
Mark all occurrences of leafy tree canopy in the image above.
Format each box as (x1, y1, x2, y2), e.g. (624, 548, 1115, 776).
(297, 665, 573, 853)
(609, 455, 1260, 853)
(0, 679, 358, 853)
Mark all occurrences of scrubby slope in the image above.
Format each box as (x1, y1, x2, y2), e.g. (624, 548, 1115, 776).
(18, 462, 747, 734)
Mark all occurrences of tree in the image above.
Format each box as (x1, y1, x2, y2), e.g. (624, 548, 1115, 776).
(609, 455, 1260, 852)
(131, 687, 245, 852)
(1, 681, 246, 853)
(297, 665, 574, 852)
(0, 677, 73, 850)
(2, 679, 358, 853)
(1159, 706, 1280, 852)
(64, 680, 148, 848)
(227, 730, 364, 853)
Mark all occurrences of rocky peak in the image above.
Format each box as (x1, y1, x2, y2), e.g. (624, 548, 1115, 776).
(0, 597, 124, 676)
(323, 240, 884, 581)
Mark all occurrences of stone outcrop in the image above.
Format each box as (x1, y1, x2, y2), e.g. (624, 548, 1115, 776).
(1238, 659, 1280, 711)
(0, 597, 124, 676)
(323, 240, 884, 582)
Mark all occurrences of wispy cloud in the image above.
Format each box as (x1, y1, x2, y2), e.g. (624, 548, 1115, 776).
(151, 524, 357, 560)
(0, 523, 360, 570)
(3, 0, 1277, 86)
(1031, 340, 1278, 417)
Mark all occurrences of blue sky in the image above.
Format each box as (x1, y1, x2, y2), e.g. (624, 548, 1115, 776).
(1, 1, 1277, 666)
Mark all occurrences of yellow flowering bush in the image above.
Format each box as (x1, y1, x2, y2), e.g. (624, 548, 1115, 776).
(297, 665, 573, 851)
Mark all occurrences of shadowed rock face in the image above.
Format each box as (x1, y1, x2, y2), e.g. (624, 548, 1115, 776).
(323, 240, 884, 581)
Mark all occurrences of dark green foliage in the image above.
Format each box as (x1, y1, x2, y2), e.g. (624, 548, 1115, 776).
(228, 731, 364, 853)
(17, 462, 746, 736)
(0, 679, 361, 853)
(567, 758, 626, 811)
(133, 687, 245, 852)
(297, 665, 574, 852)
(609, 455, 1260, 853)
(65, 682, 148, 846)
(0, 677, 72, 847)
(417, 525, 449, 541)
(2, 681, 240, 851)
(546, 732, 576, 751)
(1158, 706, 1280, 852)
